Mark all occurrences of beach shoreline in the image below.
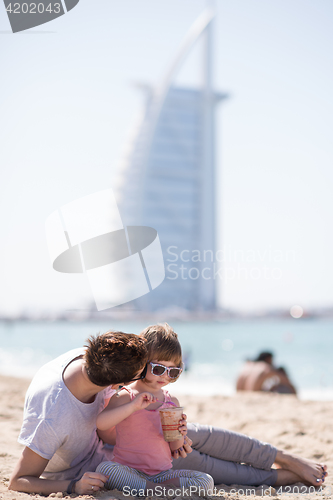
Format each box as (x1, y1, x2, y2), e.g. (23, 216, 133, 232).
(1, 374, 332, 499)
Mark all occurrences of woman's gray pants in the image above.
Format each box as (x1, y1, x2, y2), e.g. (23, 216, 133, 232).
(172, 423, 278, 486)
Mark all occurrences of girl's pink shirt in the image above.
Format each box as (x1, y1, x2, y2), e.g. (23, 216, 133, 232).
(112, 387, 173, 475)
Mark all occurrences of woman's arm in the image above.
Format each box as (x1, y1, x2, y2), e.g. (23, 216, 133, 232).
(96, 390, 157, 431)
(8, 447, 108, 494)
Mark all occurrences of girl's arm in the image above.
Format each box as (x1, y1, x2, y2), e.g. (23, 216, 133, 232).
(96, 390, 157, 431)
(97, 425, 117, 445)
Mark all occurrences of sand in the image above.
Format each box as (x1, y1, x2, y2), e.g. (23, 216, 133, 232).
(0, 374, 332, 500)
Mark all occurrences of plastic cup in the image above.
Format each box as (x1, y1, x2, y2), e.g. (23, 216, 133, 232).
(159, 406, 183, 442)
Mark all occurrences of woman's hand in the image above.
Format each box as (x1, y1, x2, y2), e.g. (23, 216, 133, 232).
(131, 392, 157, 411)
(171, 435, 193, 459)
(75, 472, 108, 494)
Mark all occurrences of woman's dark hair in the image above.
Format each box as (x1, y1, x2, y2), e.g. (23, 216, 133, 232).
(84, 331, 147, 386)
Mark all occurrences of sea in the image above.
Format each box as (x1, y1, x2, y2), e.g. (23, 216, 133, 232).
(0, 318, 332, 401)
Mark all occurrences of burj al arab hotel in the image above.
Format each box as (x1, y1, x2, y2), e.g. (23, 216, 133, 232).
(113, 7, 228, 312)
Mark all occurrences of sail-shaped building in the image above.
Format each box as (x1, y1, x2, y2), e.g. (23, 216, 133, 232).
(113, 8, 228, 312)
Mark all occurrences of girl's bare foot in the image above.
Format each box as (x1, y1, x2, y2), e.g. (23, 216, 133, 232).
(274, 450, 327, 486)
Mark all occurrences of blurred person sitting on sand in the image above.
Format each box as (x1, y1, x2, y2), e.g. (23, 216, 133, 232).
(236, 351, 297, 395)
(9, 328, 326, 495)
(95, 325, 213, 495)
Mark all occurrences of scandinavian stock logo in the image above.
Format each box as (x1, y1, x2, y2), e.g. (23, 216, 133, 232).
(45, 189, 165, 310)
(3, 0, 80, 33)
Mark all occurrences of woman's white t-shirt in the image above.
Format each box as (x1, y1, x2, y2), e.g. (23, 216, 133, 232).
(18, 348, 115, 480)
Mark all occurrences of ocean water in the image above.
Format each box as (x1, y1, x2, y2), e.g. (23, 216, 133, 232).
(0, 318, 332, 401)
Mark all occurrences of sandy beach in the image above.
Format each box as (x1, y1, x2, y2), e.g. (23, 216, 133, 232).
(0, 374, 332, 500)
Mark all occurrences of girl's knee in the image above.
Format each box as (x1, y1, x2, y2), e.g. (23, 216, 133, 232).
(96, 460, 118, 475)
(96, 461, 146, 491)
(95, 461, 125, 489)
(179, 472, 214, 493)
(201, 473, 214, 492)
(194, 473, 214, 492)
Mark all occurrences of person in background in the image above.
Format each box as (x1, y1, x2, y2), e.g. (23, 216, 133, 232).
(236, 351, 297, 394)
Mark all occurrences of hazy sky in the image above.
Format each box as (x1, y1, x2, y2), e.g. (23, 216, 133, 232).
(1, 0, 332, 314)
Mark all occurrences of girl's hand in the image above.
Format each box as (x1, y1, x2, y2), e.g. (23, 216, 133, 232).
(75, 472, 108, 494)
(171, 436, 193, 459)
(178, 413, 188, 435)
(131, 392, 157, 411)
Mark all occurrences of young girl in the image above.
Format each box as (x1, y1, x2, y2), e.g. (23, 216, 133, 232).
(96, 324, 214, 495)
